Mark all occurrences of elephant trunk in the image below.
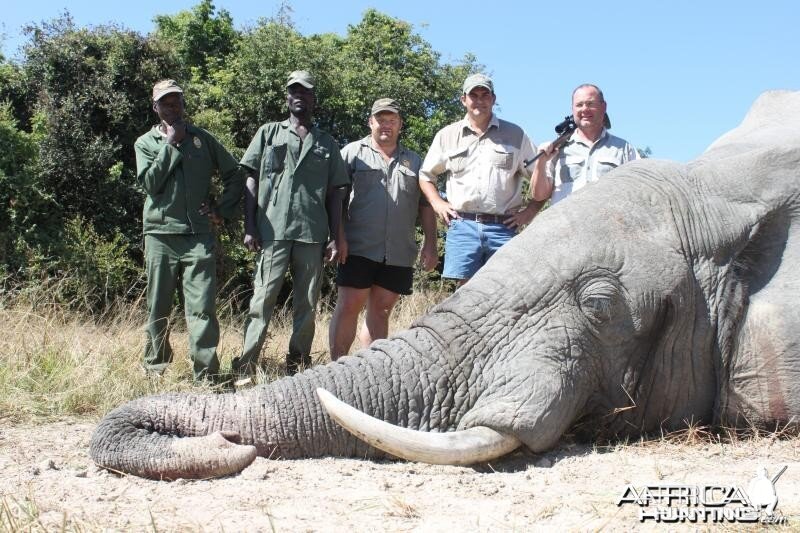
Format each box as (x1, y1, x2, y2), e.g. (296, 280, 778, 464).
(91, 327, 479, 479)
(89, 394, 257, 480)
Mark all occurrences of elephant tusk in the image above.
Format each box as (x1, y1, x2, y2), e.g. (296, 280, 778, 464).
(316, 388, 521, 465)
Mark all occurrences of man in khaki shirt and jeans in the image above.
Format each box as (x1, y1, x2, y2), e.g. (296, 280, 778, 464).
(419, 73, 539, 285)
(329, 98, 437, 359)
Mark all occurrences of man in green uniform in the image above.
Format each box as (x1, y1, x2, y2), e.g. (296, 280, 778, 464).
(234, 70, 349, 377)
(134, 79, 243, 381)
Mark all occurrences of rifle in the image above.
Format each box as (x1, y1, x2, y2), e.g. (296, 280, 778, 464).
(523, 115, 577, 168)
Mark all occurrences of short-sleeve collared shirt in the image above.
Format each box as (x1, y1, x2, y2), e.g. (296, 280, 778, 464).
(419, 114, 537, 215)
(240, 120, 349, 243)
(341, 136, 424, 267)
(547, 129, 638, 205)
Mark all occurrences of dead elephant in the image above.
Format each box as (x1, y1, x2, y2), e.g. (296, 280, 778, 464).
(91, 90, 800, 479)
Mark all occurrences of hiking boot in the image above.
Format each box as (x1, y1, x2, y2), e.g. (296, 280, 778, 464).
(285, 353, 312, 376)
(197, 372, 235, 393)
(231, 356, 259, 387)
(141, 363, 167, 378)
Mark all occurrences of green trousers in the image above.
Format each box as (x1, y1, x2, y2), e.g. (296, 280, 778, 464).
(236, 240, 324, 375)
(143, 233, 220, 380)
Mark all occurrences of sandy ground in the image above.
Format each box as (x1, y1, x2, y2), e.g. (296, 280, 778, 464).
(1, 419, 800, 531)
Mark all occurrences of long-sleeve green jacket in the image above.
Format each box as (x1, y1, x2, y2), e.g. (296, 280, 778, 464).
(135, 124, 243, 234)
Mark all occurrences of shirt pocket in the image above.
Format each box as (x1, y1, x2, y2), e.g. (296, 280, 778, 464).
(559, 155, 584, 184)
(445, 146, 469, 176)
(595, 157, 619, 178)
(396, 164, 419, 194)
(352, 159, 382, 197)
(490, 144, 514, 171)
(307, 144, 330, 171)
(261, 143, 287, 204)
(261, 143, 287, 177)
(183, 135, 204, 161)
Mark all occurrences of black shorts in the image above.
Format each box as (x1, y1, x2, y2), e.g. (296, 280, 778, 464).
(336, 255, 414, 295)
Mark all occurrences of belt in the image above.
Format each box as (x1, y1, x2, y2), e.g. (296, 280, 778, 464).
(457, 211, 508, 224)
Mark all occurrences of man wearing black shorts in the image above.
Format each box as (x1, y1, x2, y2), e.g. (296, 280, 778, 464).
(328, 98, 438, 360)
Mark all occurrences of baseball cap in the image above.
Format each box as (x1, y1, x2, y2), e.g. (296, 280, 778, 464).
(462, 73, 494, 94)
(152, 79, 183, 102)
(286, 70, 315, 89)
(371, 98, 401, 116)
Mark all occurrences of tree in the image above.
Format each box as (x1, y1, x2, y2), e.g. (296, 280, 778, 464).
(152, 0, 237, 82)
(22, 14, 181, 240)
(218, 8, 478, 154)
(1, 15, 180, 305)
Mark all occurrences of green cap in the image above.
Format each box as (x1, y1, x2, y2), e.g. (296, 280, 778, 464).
(462, 73, 494, 94)
(371, 98, 401, 116)
(152, 79, 183, 102)
(286, 70, 315, 89)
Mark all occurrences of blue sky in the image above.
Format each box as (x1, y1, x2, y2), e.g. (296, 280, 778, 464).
(2, 0, 798, 162)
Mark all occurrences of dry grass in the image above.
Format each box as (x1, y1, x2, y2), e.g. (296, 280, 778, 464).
(0, 492, 100, 533)
(0, 284, 450, 422)
(383, 494, 420, 519)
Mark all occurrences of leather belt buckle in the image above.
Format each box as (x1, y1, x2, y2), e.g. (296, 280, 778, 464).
(459, 211, 506, 224)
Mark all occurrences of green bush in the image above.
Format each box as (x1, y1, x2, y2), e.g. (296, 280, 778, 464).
(51, 216, 142, 310)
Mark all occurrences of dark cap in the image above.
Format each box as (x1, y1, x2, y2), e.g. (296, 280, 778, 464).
(286, 70, 315, 89)
(462, 73, 494, 94)
(371, 98, 401, 116)
(152, 79, 183, 102)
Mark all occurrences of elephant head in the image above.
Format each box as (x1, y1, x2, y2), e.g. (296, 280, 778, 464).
(91, 91, 800, 479)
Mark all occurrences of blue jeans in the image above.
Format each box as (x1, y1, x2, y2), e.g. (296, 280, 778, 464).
(442, 219, 515, 280)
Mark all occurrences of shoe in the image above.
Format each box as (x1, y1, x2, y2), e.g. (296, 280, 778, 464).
(231, 356, 257, 375)
(201, 372, 235, 393)
(231, 356, 259, 387)
(141, 364, 166, 379)
(286, 353, 312, 376)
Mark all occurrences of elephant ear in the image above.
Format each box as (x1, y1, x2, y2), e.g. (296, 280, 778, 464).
(696, 92, 800, 427)
(715, 200, 800, 427)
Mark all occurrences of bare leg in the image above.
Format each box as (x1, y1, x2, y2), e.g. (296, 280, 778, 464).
(328, 286, 370, 360)
(358, 285, 401, 349)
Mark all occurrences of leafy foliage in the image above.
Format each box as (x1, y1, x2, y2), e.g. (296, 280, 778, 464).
(22, 14, 182, 241)
(153, 0, 237, 82)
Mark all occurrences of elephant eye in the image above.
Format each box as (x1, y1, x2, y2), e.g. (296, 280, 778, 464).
(580, 295, 613, 323)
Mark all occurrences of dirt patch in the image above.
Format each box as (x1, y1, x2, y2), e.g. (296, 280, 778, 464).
(1, 419, 799, 530)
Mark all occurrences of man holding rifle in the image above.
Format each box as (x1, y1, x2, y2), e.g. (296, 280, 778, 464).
(531, 84, 639, 205)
